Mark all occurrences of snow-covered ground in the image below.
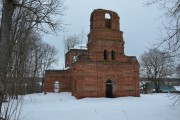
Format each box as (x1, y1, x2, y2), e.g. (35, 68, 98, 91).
(20, 92, 180, 120)
(174, 86, 180, 91)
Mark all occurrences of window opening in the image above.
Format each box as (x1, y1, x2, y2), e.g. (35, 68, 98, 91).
(54, 81, 60, 93)
(105, 13, 111, 28)
(104, 50, 108, 60)
(105, 13, 111, 19)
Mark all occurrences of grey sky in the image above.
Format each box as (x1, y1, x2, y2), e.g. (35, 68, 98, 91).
(43, 0, 163, 69)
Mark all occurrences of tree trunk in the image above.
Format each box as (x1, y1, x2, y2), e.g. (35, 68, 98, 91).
(0, 0, 15, 117)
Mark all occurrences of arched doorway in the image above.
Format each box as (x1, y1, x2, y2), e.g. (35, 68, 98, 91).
(54, 81, 60, 93)
(106, 80, 114, 98)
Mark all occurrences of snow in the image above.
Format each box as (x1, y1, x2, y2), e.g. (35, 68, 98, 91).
(64, 66, 71, 70)
(73, 55, 78, 63)
(19, 93, 180, 120)
(71, 44, 87, 50)
(174, 86, 180, 91)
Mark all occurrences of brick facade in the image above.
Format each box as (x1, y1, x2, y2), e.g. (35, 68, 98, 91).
(44, 9, 140, 98)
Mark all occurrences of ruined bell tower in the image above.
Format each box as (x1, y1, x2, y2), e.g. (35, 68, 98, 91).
(44, 9, 140, 98)
(87, 9, 125, 61)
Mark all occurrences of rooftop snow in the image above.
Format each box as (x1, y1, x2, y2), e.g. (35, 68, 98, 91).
(70, 44, 87, 50)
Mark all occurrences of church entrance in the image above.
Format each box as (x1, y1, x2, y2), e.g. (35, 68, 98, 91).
(106, 80, 114, 98)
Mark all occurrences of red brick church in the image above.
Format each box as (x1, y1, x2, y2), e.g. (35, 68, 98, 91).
(44, 9, 140, 98)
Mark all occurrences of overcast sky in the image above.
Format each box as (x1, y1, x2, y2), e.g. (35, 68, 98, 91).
(43, 0, 163, 69)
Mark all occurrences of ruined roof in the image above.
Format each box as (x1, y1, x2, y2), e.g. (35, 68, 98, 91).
(91, 9, 119, 18)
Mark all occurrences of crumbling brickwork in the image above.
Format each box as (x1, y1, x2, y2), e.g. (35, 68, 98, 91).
(44, 9, 140, 98)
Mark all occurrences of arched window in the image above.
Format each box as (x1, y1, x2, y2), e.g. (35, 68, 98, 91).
(105, 13, 111, 28)
(54, 81, 60, 93)
(105, 13, 111, 19)
(104, 50, 108, 60)
(111, 50, 116, 60)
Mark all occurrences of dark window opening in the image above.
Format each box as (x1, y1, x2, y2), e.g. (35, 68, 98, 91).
(104, 50, 108, 60)
(105, 19, 111, 28)
(111, 50, 116, 60)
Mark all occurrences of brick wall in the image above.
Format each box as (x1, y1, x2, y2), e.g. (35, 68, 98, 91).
(44, 70, 71, 92)
(71, 57, 139, 98)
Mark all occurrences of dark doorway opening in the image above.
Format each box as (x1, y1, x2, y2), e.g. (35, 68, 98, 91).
(106, 80, 114, 98)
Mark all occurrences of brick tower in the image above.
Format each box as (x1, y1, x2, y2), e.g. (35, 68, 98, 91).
(88, 9, 124, 61)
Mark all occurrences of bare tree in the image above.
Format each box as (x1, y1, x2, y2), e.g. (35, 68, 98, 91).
(64, 34, 80, 53)
(145, 0, 180, 56)
(27, 36, 58, 93)
(140, 48, 175, 93)
(40, 43, 58, 92)
(0, 29, 59, 120)
(0, 0, 65, 119)
(41, 43, 58, 71)
(63, 27, 88, 53)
